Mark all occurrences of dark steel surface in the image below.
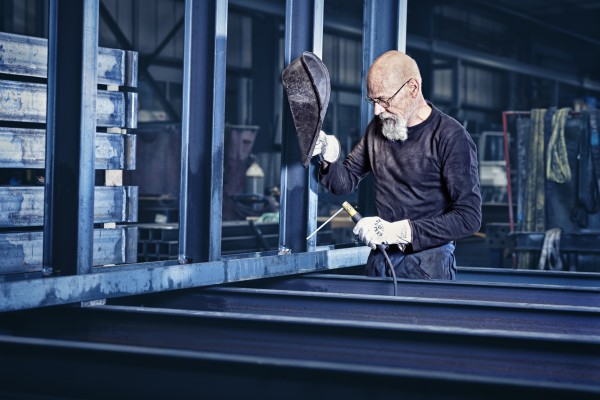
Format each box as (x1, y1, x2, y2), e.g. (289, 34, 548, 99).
(179, 0, 227, 263)
(43, 0, 98, 276)
(1, 335, 596, 399)
(0, 128, 136, 170)
(457, 266, 600, 287)
(279, 0, 318, 253)
(237, 273, 600, 307)
(1, 305, 599, 391)
(333, 264, 600, 287)
(111, 286, 600, 336)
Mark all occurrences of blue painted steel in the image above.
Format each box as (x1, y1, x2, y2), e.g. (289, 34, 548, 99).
(280, 0, 323, 254)
(0, 246, 369, 312)
(43, 0, 99, 276)
(358, 0, 407, 216)
(179, 0, 228, 263)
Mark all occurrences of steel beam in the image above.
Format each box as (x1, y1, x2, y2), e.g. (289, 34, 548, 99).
(179, 0, 228, 263)
(0, 128, 136, 170)
(279, 0, 324, 254)
(0, 247, 368, 312)
(331, 264, 600, 287)
(0, 186, 137, 227)
(111, 286, 600, 336)
(0, 81, 136, 128)
(236, 274, 600, 308)
(43, 0, 99, 277)
(358, 0, 407, 216)
(0, 227, 138, 275)
(0, 335, 595, 399)
(0, 31, 137, 87)
(1, 305, 599, 392)
(456, 267, 600, 288)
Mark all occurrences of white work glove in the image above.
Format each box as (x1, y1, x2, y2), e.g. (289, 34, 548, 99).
(353, 217, 412, 250)
(312, 130, 340, 163)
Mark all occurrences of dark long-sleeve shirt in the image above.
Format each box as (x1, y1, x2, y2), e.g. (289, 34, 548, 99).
(320, 103, 482, 251)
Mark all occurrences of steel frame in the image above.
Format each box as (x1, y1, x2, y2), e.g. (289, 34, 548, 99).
(110, 286, 600, 336)
(43, 0, 98, 277)
(1, 305, 599, 393)
(1, 334, 596, 399)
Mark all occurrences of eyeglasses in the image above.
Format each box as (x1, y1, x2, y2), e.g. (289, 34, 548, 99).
(365, 78, 412, 109)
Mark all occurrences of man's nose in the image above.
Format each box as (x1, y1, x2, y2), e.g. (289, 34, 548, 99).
(374, 102, 386, 115)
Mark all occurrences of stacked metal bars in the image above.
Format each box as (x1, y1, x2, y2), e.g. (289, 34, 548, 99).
(0, 31, 139, 275)
(0, 267, 598, 398)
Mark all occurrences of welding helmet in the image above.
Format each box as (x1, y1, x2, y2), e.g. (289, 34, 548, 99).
(282, 51, 331, 168)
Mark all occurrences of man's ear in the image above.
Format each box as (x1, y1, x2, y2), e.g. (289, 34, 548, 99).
(409, 78, 419, 97)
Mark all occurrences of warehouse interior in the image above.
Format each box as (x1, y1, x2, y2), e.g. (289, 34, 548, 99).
(0, 0, 599, 398)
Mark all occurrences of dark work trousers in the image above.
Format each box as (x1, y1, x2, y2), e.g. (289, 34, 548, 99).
(365, 242, 456, 280)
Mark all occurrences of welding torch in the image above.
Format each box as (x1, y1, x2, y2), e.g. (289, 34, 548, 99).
(341, 202, 398, 296)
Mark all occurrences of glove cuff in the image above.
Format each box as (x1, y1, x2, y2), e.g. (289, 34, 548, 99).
(391, 220, 412, 243)
(322, 134, 341, 163)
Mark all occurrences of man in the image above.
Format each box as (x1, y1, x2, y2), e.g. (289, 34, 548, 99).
(313, 50, 481, 280)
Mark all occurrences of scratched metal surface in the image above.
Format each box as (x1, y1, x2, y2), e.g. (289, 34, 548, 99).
(0, 80, 137, 128)
(0, 186, 137, 227)
(0, 32, 137, 87)
(0, 127, 135, 169)
(0, 226, 138, 274)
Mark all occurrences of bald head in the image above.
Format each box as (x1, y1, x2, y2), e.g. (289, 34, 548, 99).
(367, 51, 421, 98)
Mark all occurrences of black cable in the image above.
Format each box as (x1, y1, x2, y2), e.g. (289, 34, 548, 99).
(342, 202, 398, 296)
(380, 245, 398, 296)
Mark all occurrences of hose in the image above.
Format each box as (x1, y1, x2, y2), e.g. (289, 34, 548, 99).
(342, 202, 398, 296)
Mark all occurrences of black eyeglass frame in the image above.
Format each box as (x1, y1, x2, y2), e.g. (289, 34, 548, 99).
(365, 78, 412, 108)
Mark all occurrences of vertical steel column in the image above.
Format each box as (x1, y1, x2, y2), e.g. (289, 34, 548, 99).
(43, 0, 98, 276)
(179, 0, 228, 263)
(280, 0, 324, 254)
(358, 0, 407, 217)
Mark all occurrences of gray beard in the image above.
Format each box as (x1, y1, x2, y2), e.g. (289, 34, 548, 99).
(379, 112, 408, 142)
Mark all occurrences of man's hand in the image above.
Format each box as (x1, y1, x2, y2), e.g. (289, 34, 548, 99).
(312, 130, 340, 163)
(353, 217, 412, 249)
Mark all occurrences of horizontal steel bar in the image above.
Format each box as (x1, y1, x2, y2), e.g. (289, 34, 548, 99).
(0, 186, 138, 227)
(0, 31, 137, 87)
(0, 247, 369, 311)
(112, 286, 600, 336)
(0, 335, 595, 399)
(237, 274, 600, 307)
(0, 80, 137, 128)
(514, 232, 600, 253)
(2, 305, 599, 391)
(0, 226, 138, 274)
(318, 261, 600, 287)
(0, 127, 136, 169)
(456, 267, 600, 287)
